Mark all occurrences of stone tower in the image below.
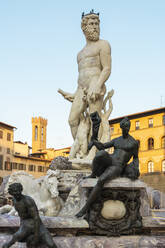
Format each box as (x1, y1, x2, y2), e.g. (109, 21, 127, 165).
(31, 117, 47, 153)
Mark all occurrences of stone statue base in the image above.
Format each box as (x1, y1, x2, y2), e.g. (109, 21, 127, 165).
(69, 158, 92, 170)
(86, 189, 142, 236)
(80, 178, 151, 236)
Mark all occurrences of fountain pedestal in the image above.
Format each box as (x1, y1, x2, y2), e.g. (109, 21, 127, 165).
(81, 178, 149, 236)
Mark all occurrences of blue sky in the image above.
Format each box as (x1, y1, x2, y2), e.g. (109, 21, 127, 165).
(0, 1, 164, 148)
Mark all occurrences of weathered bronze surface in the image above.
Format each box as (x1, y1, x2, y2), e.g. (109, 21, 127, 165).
(2, 183, 57, 248)
(88, 111, 102, 151)
(76, 116, 141, 237)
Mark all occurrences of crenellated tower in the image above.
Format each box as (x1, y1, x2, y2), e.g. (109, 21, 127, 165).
(31, 117, 47, 153)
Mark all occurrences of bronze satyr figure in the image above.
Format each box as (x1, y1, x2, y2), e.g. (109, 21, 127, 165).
(2, 183, 58, 248)
(76, 116, 140, 218)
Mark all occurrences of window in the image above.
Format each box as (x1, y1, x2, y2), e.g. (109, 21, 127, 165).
(35, 126, 38, 141)
(38, 166, 44, 172)
(148, 118, 153, 128)
(148, 161, 154, 173)
(161, 136, 165, 148)
(0, 130, 3, 139)
(29, 164, 35, 171)
(148, 138, 154, 150)
(7, 148, 10, 154)
(162, 160, 165, 172)
(5, 161, 12, 171)
(7, 133, 11, 141)
(110, 126, 114, 134)
(163, 115, 165, 125)
(18, 164, 25, 170)
(0, 155, 3, 170)
(29, 165, 33, 171)
(135, 121, 140, 130)
(12, 163, 18, 169)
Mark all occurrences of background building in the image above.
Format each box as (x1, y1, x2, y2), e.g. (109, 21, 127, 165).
(31, 116, 70, 160)
(0, 117, 70, 180)
(14, 141, 31, 157)
(109, 107, 165, 175)
(0, 122, 15, 177)
(12, 155, 51, 178)
(0, 121, 50, 179)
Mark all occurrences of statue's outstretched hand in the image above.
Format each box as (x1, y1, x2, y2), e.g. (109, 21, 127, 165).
(88, 139, 104, 151)
(93, 140, 105, 150)
(58, 89, 74, 102)
(64, 94, 74, 102)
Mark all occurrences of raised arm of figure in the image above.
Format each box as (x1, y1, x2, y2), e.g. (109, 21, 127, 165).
(93, 139, 114, 150)
(58, 88, 75, 102)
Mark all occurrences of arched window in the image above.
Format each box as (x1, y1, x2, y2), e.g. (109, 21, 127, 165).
(148, 161, 154, 173)
(161, 136, 165, 148)
(35, 126, 38, 141)
(148, 138, 154, 150)
(162, 160, 165, 172)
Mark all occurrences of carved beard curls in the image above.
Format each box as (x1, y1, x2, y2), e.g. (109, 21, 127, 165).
(84, 27, 100, 41)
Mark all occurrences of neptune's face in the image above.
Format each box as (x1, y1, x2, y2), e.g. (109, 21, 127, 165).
(84, 17, 100, 41)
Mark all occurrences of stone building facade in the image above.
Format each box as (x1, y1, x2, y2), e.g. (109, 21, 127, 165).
(0, 122, 15, 178)
(109, 107, 165, 175)
(0, 121, 50, 179)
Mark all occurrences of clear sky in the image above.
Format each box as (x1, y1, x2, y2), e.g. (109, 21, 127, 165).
(0, 0, 164, 149)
